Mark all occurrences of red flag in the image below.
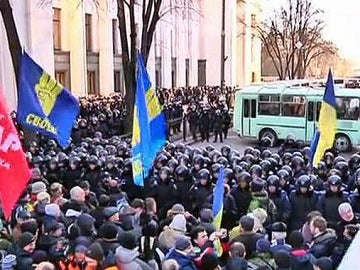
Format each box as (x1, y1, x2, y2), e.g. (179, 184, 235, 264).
(0, 88, 30, 220)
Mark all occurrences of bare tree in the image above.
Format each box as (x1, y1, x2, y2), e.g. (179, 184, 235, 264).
(117, 0, 199, 132)
(257, 0, 333, 80)
(0, 0, 22, 89)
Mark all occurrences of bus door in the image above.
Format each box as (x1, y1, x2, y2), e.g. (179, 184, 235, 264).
(242, 98, 257, 136)
(306, 100, 321, 141)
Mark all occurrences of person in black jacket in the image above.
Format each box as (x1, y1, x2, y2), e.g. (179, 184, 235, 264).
(289, 176, 318, 231)
(230, 216, 263, 259)
(8, 232, 36, 270)
(212, 109, 223, 143)
(230, 172, 252, 219)
(316, 175, 348, 229)
(308, 216, 337, 258)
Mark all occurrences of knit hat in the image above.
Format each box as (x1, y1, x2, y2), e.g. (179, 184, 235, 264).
(313, 257, 333, 270)
(201, 254, 219, 270)
(86, 242, 104, 262)
(240, 215, 255, 231)
(75, 244, 88, 253)
(271, 222, 287, 232)
(169, 214, 187, 233)
(75, 236, 92, 248)
(171, 203, 185, 214)
(175, 236, 192, 251)
(288, 231, 304, 249)
(118, 231, 137, 250)
(32, 181, 47, 194)
(1, 254, 17, 270)
(45, 203, 61, 217)
(200, 208, 213, 223)
(99, 223, 118, 241)
(18, 232, 36, 248)
(256, 238, 271, 253)
(274, 250, 291, 268)
(76, 213, 95, 231)
(103, 207, 119, 220)
(44, 220, 62, 233)
(36, 191, 50, 202)
(32, 250, 49, 264)
(20, 219, 38, 234)
(251, 179, 265, 193)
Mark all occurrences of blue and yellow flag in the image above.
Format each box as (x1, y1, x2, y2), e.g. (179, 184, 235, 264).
(212, 167, 225, 257)
(131, 54, 166, 186)
(309, 69, 337, 167)
(17, 53, 79, 149)
(212, 167, 225, 230)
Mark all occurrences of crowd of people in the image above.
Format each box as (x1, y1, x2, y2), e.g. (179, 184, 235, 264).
(1, 125, 359, 270)
(74, 86, 234, 142)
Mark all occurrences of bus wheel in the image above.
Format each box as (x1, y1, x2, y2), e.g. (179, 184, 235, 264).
(335, 134, 351, 152)
(259, 129, 277, 148)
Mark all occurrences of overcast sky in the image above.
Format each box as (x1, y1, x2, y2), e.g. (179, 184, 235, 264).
(263, 0, 360, 65)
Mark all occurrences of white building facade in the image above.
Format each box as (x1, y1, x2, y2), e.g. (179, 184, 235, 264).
(0, 0, 262, 109)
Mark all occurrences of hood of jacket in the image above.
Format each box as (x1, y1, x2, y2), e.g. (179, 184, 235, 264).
(115, 246, 139, 264)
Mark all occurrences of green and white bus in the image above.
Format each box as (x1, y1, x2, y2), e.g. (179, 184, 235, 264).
(233, 85, 360, 152)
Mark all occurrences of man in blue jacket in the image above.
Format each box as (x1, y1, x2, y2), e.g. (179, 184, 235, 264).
(166, 236, 197, 270)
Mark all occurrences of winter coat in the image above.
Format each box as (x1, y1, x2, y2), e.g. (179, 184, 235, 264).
(8, 244, 33, 270)
(289, 249, 315, 270)
(166, 249, 197, 270)
(115, 246, 154, 270)
(230, 231, 263, 259)
(230, 187, 252, 218)
(309, 229, 337, 258)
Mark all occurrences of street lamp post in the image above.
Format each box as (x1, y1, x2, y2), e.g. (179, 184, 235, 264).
(220, 0, 226, 88)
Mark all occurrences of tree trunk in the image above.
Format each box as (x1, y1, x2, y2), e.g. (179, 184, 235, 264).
(118, 0, 135, 134)
(0, 0, 22, 91)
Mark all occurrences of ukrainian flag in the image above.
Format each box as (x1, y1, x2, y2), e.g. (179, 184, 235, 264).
(310, 69, 337, 167)
(131, 54, 166, 186)
(212, 167, 225, 256)
(17, 52, 79, 148)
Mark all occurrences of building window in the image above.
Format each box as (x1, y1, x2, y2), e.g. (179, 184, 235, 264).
(53, 8, 61, 50)
(185, 58, 190, 87)
(87, 71, 97, 95)
(112, 19, 119, 54)
(171, 57, 177, 87)
(85, 14, 92, 52)
(114, 70, 124, 93)
(198, 59, 206, 86)
(251, 34, 255, 62)
(155, 57, 162, 88)
(55, 71, 65, 87)
(251, 72, 255, 83)
(251, 14, 256, 28)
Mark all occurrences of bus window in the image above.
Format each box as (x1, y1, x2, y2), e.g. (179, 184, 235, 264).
(251, 99, 256, 118)
(258, 95, 280, 116)
(316, 102, 321, 121)
(336, 97, 360, 120)
(243, 99, 249, 118)
(307, 101, 314, 121)
(281, 95, 306, 117)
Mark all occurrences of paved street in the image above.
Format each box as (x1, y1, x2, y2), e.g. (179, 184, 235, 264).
(174, 129, 355, 159)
